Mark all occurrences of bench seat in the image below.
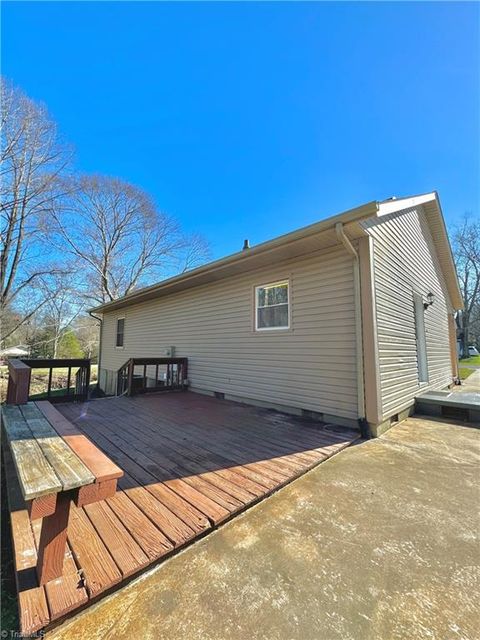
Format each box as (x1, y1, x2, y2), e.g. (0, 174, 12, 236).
(2, 401, 123, 588)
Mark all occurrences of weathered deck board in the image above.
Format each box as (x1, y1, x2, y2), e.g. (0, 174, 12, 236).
(2, 405, 62, 500)
(108, 400, 318, 485)
(19, 404, 95, 491)
(7, 391, 358, 634)
(57, 417, 211, 537)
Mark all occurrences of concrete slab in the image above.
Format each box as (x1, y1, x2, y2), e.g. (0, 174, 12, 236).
(417, 371, 480, 422)
(47, 418, 480, 640)
(418, 390, 480, 407)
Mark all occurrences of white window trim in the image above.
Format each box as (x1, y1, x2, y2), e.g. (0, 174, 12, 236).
(254, 280, 291, 332)
(115, 316, 125, 349)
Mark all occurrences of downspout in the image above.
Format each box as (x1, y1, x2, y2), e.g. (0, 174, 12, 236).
(89, 311, 103, 392)
(335, 223, 369, 437)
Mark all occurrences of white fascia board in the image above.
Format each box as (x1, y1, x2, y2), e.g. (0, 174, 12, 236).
(377, 192, 437, 217)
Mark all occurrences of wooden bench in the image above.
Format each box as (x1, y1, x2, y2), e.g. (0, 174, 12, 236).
(2, 401, 123, 585)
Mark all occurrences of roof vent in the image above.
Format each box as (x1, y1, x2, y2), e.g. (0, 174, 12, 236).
(242, 239, 250, 250)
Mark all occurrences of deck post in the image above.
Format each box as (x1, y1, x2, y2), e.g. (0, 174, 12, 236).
(6, 359, 31, 405)
(36, 491, 72, 585)
(84, 361, 91, 399)
(127, 359, 134, 395)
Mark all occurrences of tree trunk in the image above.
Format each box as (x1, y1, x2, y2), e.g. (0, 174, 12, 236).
(462, 312, 470, 358)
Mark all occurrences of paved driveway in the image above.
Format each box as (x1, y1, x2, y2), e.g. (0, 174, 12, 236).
(48, 418, 479, 640)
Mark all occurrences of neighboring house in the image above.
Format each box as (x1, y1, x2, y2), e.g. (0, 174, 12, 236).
(0, 345, 29, 360)
(91, 192, 463, 437)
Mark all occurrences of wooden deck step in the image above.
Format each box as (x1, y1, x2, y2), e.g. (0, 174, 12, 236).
(106, 491, 175, 560)
(83, 501, 150, 578)
(67, 505, 123, 597)
(3, 446, 50, 635)
(30, 519, 88, 621)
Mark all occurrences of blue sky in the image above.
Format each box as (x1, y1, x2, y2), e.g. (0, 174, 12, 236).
(2, 1, 479, 259)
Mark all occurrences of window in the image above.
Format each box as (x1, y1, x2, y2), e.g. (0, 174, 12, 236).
(255, 281, 290, 331)
(413, 293, 428, 383)
(116, 318, 125, 348)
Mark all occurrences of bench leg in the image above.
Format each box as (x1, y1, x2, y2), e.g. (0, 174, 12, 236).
(36, 492, 71, 585)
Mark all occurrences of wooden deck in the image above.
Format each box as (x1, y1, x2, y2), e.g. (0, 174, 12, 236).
(6, 391, 359, 634)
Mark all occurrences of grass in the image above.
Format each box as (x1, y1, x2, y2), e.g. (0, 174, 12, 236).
(458, 367, 475, 381)
(29, 381, 98, 400)
(459, 355, 480, 366)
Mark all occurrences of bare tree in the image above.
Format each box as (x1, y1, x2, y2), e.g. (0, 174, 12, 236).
(37, 274, 83, 358)
(0, 77, 71, 344)
(453, 215, 480, 356)
(178, 233, 211, 273)
(74, 315, 99, 360)
(48, 174, 209, 305)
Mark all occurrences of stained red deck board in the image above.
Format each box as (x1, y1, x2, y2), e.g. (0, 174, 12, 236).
(31, 519, 88, 620)
(58, 414, 212, 535)
(67, 406, 235, 523)
(67, 505, 122, 597)
(142, 483, 211, 533)
(120, 483, 196, 547)
(106, 491, 174, 560)
(83, 501, 150, 577)
(81, 400, 283, 494)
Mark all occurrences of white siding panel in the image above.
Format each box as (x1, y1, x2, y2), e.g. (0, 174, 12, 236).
(100, 246, 358, 420)
(364, 206, 452, 418)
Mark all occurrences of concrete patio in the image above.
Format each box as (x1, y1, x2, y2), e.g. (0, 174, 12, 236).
(47, 416, 480, 640)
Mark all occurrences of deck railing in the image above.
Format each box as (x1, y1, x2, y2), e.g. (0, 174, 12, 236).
(117, 357, 188, 396)
(6, 358, 91, 404)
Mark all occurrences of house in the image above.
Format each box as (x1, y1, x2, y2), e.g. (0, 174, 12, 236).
(0, 345, 29, 361)
(91, 192, 463, 437)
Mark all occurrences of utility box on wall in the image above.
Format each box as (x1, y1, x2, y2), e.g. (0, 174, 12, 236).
(161, 346, 175, 357)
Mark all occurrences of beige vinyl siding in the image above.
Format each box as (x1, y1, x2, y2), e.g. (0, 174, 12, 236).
(363, 206, 452, 419)
(100, 245, 358, 421)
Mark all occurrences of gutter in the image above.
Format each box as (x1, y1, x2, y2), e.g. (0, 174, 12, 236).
(89, 311, 103, 391)
(335, 223, 368, 435)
